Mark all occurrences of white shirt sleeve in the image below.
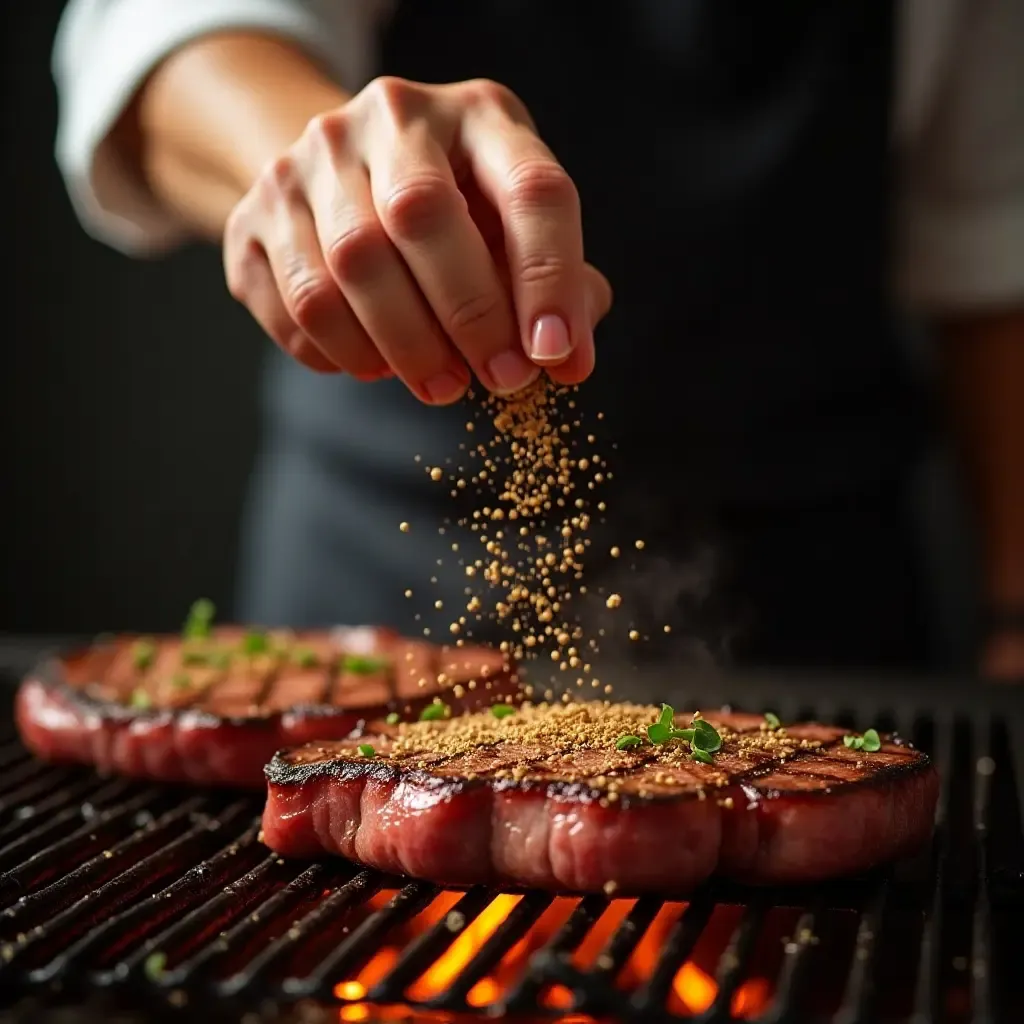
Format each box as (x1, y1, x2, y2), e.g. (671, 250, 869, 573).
(895, 0, 1024, 312)
(54, 0, 384, 255)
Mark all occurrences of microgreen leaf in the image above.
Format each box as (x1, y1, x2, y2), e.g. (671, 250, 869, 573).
(144, 951, 167, 981)
(692, 719, 722, 753)
(420, 702, 448, 722)
(130, 688, 151, 709)
(292, 648, 318, 668)
(615, 734, 643, 750)
(691, 748, 713, 764)
(844, 734, 865, 750)
(358, 744, 375, 757)
(764, 711, 781, 730)
(385, 712, 400, 725)
(861, 728, 882, 753)
(171, 672, 191, 690)
(658, 703, 675, 728)
(241, 630, 270, 656)
(673, 728, 695, 743)
(491, 704, 515, 719)
(131, 639, 156, 672)
(343, 653, 390, 674)
(183, 598, 215, 641)
(647, 722, 673, 744)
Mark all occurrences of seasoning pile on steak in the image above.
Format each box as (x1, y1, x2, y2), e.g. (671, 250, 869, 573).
(16, 601, 515, 787)
(261, 701, 939, 893)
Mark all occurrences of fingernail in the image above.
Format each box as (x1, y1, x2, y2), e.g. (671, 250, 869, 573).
(422, 370, 467, 404)
(486, 350, 540, 394)
(529, 314, 572, 362)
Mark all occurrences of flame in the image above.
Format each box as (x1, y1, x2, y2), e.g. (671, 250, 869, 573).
(408, 895, 521, 1000)
(332, 891, 773, 1020)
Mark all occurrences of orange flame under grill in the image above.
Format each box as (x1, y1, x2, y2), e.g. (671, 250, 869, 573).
(333, 892, 773, 1020)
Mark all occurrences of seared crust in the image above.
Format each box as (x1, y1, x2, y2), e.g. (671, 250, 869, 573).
(264, 706, 933, 808)
(260, 703, 940, 891)
(16, 628, 515, 788)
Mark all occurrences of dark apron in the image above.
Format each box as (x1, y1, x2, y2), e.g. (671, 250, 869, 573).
(237, 0, 932, 670)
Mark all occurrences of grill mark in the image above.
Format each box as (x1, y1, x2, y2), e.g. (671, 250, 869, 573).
(320, 655, 339, 706)
(275, 725, 931, 802)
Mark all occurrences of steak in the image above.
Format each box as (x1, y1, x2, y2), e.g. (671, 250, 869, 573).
(261, 701, 939, 893)
(16, 626, 515, 788)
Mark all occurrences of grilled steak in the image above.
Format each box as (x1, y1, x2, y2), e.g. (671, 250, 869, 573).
(17, 626, 514, 788)
(262, 702, 939, 893)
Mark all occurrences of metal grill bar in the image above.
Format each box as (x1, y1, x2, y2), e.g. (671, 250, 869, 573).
(633, 890, 715, 1011)
(0, 692, 1020, 1024)
(423, 891, 553, 1008)
(971, 717, 993, 1023)
(704, 903, 766, 1023)
(160, 859, 331, 986)
(368, 886, 495, 1000)
(911, 713, 954, 1024)
(226, 867, 383, 997)
(502, 893, 608, 1012)
(39, 820, 264, 984)
(761, 908, 822, 1024)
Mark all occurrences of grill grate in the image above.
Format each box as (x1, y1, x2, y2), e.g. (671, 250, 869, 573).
(2, 681, 1024, 1024)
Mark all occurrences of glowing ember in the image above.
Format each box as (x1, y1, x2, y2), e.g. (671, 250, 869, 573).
(330, 891, 773, 1019)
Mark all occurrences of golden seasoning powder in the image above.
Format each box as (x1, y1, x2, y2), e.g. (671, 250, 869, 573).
(402, 376, 666, 698)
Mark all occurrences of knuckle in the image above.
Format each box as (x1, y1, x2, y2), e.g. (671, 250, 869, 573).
(507, 160, 578, 211)
(259, 154, 302, 203)
(224, 237, 262, 302)
(326, 221, 391, 283)
(446, 290, 503, 336)
(282, 267, 337, 329)
(466, 78, 518, 110)
(381, 175, 457, 239)
(518, 251, 570, 287)
(304, 109, 350, 152)
(364, 75, 422, 121)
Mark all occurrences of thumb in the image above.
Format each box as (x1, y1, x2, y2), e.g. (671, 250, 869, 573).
(584, 263, 613, 326)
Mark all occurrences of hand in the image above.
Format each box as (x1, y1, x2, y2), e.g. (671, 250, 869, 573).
(223, 77, 612, 402)
(981, 630, 1024, 683)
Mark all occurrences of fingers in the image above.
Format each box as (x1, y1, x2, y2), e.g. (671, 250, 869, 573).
(301, 128, 470, 404)
(461, 98, 588, 374)
(546, 264, 611, 384)
(260, 171, 387, 381)
(363, 122, 538, 395)
(223, 230, 338, 375)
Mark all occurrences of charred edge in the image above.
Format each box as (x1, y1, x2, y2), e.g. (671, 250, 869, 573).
(26, 641, 505, 727)
(27, 661, 393, 732)
(263, 734, 934, 807)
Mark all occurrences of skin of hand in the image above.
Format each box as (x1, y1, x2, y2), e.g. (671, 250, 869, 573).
(129, 35, 612, 401)
(223, 75, 611, 400)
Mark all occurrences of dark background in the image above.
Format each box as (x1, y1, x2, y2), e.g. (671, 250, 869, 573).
(0, 2, 981, 667)
(3, 1, 268, 635)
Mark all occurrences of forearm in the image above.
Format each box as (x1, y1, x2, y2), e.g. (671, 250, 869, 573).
(941, 309, 1024, 613)
(121, 32, 349, 239)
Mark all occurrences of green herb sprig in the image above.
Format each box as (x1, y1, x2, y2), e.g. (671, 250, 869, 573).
(844, 728, 882, 753)
(615, 734, 643, 750)
(292, 648, 318, 668)
(131, 639, 156, 672)
(130, 688, 152, 709)
(385, 712, 401, 725)
(358, 744, 376, 757)
(343, 654, 391, 674)
(491, 704, 515, 720)
(420, 702, 448, 722)
(144, 951, 167, 981)
(241, 630, 270, 657)
(183, 598, 215, 641)
(764, 711, 781, 730)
